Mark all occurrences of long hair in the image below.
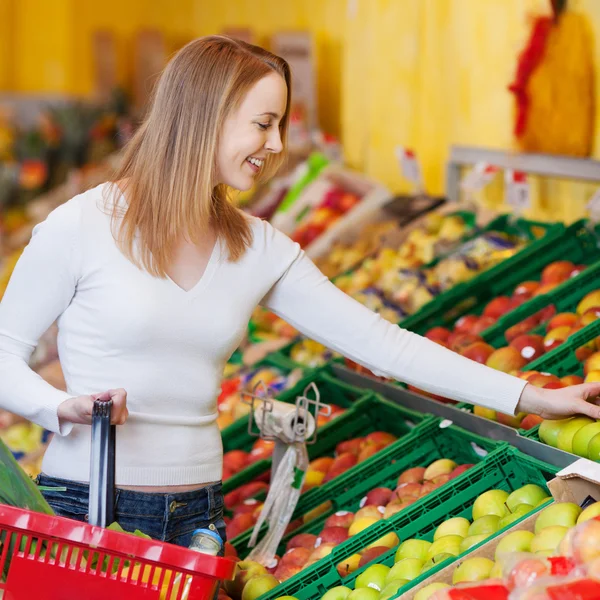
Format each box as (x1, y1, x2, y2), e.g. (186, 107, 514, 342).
(106, 36, 291, 277)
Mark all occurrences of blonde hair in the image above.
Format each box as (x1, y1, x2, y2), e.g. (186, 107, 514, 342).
(107, 36, 291, 277)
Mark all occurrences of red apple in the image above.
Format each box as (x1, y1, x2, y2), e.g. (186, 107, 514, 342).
(541, 261, 575, 284)
(454, 314, 480, 334)
(520, 414, 544, 430)
(510, 334, 546, 363)
(461, 341, 495, 364)
(357, 442, 385, 463)
(398, 467, 425, 484)
(323, 453, 358, 482)
(449, 333, 483, 353)
(309, 457, 335, 474)
(363, 487, 393, 507)
(273, 563, 302, 582)
(223, 450, 249, 474)
(486, 346, 528, 373)
(425, 327, 452, 343)
(561, 375, 584, 386)
(280, 547, 312, 568)
(287, 533, 318, 550)
(324, 511, 355, 529)
(483, 296, 513, 319)
(505, 316, 540, 342)
(237, 481, 269, 503)
(548, 312, 579, 330)
(317, 527, 349, 545)
(226, 513, 256, 539)
(365, 432, 397, 446)
(335, 438, 364, 457)
(449, 464, 473, 480)
(470, 316, 498, 336)
(512, 281, 539, 300)
(395, 482, 422, 499)
(233, 499, 262, 516)
(358, 547, 389, 568)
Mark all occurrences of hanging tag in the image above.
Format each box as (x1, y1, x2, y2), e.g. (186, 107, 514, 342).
(505, 169, 530, 214)
(586, 188, 600, 224)
(460, 162, 499, 194)
(395, 146, 423, 193)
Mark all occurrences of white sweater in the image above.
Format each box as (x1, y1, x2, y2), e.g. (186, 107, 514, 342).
(0, 184, 526, 486)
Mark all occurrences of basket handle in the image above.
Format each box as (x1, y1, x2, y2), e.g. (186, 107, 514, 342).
(88, 399, 116, 527)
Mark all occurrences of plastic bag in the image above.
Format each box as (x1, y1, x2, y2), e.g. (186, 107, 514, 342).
(0, 436, 53, 515)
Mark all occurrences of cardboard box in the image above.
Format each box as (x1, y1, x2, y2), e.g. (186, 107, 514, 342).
(399, 458, 600, 598)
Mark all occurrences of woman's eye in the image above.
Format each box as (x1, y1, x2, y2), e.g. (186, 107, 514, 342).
(257, 123, 271, 131)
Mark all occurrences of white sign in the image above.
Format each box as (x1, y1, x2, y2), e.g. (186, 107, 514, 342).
(505, 169, 530, 211)
(460, 162, 499, 193)
(395, 146, 423, 191)
(586, 188, 600, 222)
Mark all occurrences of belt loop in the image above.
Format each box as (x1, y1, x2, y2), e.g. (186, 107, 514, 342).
(208, 484, 214, 513)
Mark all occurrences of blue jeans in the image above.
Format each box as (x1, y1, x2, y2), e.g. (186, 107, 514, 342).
(37, 473, 227, 551)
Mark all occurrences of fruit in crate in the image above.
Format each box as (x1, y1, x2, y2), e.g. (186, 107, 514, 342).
(290, 186, 361, 249)
(333, 213, 474, 298)
(289, 338, 340, 368)
(423, 260, 586, 355)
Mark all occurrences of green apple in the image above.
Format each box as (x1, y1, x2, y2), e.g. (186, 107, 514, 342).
(577, 501, 600, 523)
(472, 490, 509, 520)
(506, 485, 549, 511)
(433, 517, 470, 541)
(494, 530, 535, 560)
(426, 536, 463, 560)
(535, 502, 582, 533)
(386, 558, 423, 583)
(413, 583, 451, 600)
(321, 587, 352, 600)
(557, 417, 594, 453)
(421, 553, 455, 573)
(242, 574, 280, 600)
(490, 561, 503, 579)
(588, 433, 600, 461)
(379, 580, 409, 600)
(530, 525, 569, 554)
(539, 418, 572, 448)
(348, 589, 379, 600)
(468, 515, 500, 536)
(572, 422, 600, 457)
(498, 504, 533, 530)
(395, 539, 431, 562)
(355, 564, 390, 592)
(460, 534, 489, 553)
(225, 560, 268, 598)
(452, 557, 494, 584)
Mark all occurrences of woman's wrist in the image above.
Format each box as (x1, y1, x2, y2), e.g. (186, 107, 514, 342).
(515, 383, 543, 416)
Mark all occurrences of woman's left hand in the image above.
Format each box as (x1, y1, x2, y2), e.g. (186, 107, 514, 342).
(517, 382, 600, 420)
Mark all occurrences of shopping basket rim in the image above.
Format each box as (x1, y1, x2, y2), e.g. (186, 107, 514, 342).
(0, 504, 236, 579)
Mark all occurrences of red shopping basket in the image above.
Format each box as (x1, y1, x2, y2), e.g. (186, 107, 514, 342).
(0, 504, 236, 600)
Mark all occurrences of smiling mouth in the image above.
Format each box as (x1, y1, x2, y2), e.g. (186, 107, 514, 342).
(246, 157, 264, 173)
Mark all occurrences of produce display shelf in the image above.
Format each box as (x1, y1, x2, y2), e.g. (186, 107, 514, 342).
(223, 392, 427, 494)
(253, 445, 557, 600)
(406, 219, 600, 337)
(222, 366, 368, 454)
(398, 217, 564, 334)
(232, 418, 503, 553)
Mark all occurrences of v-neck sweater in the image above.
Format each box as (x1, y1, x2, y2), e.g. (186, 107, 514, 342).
(0, 183, 526, 486)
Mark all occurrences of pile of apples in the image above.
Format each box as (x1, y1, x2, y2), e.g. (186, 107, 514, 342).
(259, 459, 474, 585)
(290, 186, 361, 249)
(223, 431, 396, 542)
(421, 500, 600, 600)
(314, 485, 549, 600)
(425, 260, 586, 344)
(539, 412, 600, 460)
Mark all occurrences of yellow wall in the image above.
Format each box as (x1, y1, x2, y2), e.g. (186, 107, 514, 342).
(3, 0, 600, 221)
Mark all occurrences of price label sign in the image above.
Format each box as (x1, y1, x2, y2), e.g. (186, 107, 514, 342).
(395, 146, 423, 192)
(505, 169, 530, 212)
(586, 188, 600, 223)
(460, 162, 499, 193)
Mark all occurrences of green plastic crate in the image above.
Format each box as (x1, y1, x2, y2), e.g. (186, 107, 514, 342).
(405, 219, 600, 337)
(253, 445, 557, 600)
(222, 366, 369, 454)
(223, 392, 427, 494)
(232, 419, 503, 554)
(399, 217, 564, 334)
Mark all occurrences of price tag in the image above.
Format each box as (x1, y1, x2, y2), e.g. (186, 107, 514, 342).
(460, 162, 499, 193)
(505, 169, 530, 212)
(395, 146, 423, 192)
(586, 188, 600, 223)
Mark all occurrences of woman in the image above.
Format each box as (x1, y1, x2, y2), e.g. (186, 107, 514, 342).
(0, 36, 598, 548)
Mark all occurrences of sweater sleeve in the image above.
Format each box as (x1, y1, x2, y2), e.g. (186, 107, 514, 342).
(260, 225, 526, 415)
(0, 200, 81, 434)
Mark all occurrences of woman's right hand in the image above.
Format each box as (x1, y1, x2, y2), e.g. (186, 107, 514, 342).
(58, 389, 128, 426)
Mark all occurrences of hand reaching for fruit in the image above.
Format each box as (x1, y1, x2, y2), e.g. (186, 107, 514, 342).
(517, 381, 600, 421)
(58, 389, 129, 426)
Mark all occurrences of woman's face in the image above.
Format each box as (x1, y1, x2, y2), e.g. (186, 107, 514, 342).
(216, 72, 287, 191)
